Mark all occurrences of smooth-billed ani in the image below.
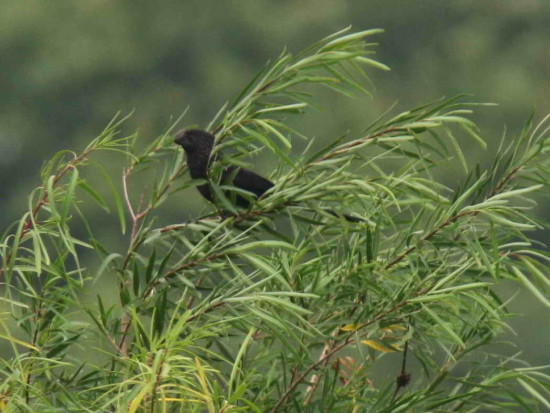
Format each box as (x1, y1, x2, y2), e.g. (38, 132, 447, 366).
(175, 129, 273, 208)
(175, 129, 362, 222)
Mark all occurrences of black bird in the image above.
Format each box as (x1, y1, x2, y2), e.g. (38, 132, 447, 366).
(175, 129, 363, 222)
(175, 129, 274, 208)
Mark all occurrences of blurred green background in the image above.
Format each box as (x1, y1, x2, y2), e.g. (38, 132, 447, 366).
(1, 0, 548, 379)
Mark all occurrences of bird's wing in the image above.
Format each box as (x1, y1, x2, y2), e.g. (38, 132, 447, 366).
(225, 167, 274, 198)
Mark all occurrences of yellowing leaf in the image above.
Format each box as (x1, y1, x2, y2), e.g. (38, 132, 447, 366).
(380, 324, 407, 334)
(195, 357, 215, 413)
(340, 324, 362, 332)
(361, 339, 398, 353)
(128, 385, 150, 413)
(0, 334, 39, 351)
(386, 324, 407, 331)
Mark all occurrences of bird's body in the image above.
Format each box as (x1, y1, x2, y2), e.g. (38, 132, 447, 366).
(174, 128, 363, 222)
(175, 129, 273, 208)
(193, 166, 274, 208)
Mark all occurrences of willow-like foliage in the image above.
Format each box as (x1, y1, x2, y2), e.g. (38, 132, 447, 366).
(1, 27, 549, 412)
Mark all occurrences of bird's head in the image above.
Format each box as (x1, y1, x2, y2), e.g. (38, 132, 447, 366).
(174, 129, 215, 154)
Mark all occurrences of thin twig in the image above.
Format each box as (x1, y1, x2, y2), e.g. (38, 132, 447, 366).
(304, 329, 338, 404)
(149, 348, 168, 413)
(24, 293, 46, 405)
(0, 149, 93, 278)
(119, 168, 144, 357)
(122, 168, 136, 222)
(385, 210, 473, 269)
(116, 162, 189, 355)
(391, 340, 410, 402)
(142, 252, 228, 300)
(271, 300, 408, 412)
(385, 165, 523, 270)
(315, 127, 402, 164)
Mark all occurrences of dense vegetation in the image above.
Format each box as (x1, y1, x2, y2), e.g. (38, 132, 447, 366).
(1, 28, 549, 412)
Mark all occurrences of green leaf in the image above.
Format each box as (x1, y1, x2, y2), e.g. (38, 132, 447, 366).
(62, 167, 79, 220)
(145, 249, 156, 284)
(320, 28, 384, 50)
(78, 180, 109, 211)
(512, 267, 550, 308)
(460, 123, 487, 149)
(93, 160, 126, 234)
(354, 56, 391, 71)
(423, 304, 466, 348)
(224, 240, 297, 254)
(132, 261, 140, 296)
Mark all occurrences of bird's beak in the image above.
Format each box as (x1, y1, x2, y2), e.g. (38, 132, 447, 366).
(174, 130, 187, 146)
